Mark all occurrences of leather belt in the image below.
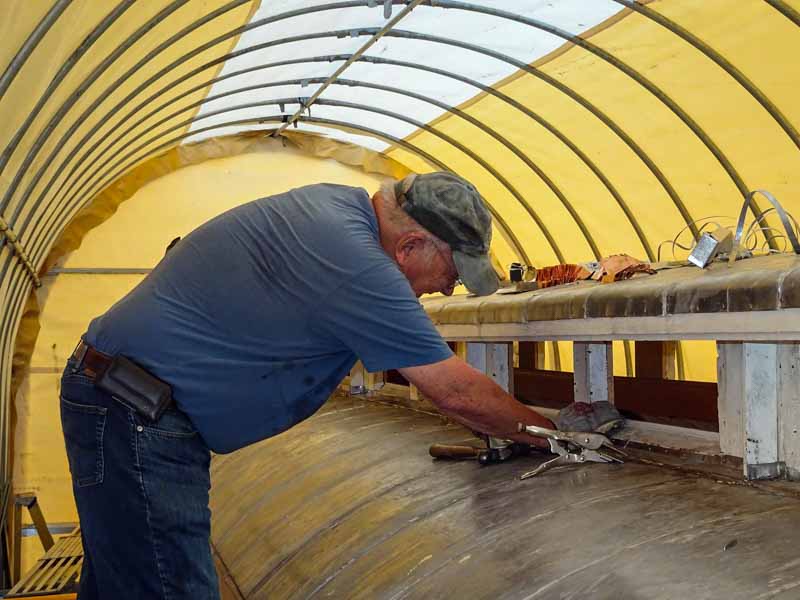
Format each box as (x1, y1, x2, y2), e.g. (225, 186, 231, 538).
(70, 340, 113, 380)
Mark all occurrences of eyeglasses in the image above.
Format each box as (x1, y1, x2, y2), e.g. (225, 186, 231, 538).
(429, 240, 461, 288)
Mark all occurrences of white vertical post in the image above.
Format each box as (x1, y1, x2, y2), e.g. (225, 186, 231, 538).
(716, 342, 744, 457)
(778, 343, 800, 479)
(717, 342, 782, 480)
(466, 342, 513, 393)
(466, 342, 513, 448)
(743, 343, 780, 479)
(573, 342, 613, 404)
(349, 361, 366, 395)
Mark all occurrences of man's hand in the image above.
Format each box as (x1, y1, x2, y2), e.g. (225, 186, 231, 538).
(400, 355, 554, 448)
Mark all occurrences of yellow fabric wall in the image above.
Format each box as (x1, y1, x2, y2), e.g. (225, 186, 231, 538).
(8, 2, 799, 574)
(13, 140, 386, 575)
(1, 0, 261, 484)
(386, 0, 799, 382)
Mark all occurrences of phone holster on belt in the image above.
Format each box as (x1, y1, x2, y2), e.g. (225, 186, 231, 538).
(95, 355, 173, 422)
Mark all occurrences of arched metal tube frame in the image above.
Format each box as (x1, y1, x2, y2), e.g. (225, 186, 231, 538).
(0, 0, 137, 174)
(8, 13, 704, 264)
(0, 0, 73, 101)
(355, 34, 704, 242)
(0, 0, 361, 215)
(23, 114, 533, 274)
(612, 0, 800, 153)
(38, 78, 583, 265)
(48, 53, 653, 261)
(13, 25, 698, 281)
(432, 1, 775, 248)
(0, 261, 29, 474)
(765, 0, 800, 26)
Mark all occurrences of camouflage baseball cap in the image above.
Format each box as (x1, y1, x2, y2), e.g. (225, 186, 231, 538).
(396, 172, 500, 296)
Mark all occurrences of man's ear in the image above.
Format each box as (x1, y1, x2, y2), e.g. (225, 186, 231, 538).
(395, 231, 427, 267)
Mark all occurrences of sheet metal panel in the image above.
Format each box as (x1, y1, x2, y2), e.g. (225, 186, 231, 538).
(210, 397, 800, 598)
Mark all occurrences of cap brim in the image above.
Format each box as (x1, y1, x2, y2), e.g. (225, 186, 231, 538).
(453, 251, 500, 296)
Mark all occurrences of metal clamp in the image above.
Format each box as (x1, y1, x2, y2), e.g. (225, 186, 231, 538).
(517, 423, 625, 480)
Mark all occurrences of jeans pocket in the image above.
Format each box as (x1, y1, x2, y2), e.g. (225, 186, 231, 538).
(60, 397, 107, 487)
(140, 409, 198, 439)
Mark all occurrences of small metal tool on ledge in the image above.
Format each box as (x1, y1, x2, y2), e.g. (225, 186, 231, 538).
(517, 423, 626, 480)
(429, 434, 532, 465)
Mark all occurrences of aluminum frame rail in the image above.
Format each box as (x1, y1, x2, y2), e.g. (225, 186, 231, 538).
(765, 0, 800, 26)
(58, 52, 654, 260)
(0, 0, 72, 101)
(432, 0, 776, 249)
(0, 0, 137, 175)
(4, 4, 703, 272)
(613, 0, 800, 154)
(42, 81, 580, 265)
(271, 0, 425, 137)
(10, 24, 696, 279)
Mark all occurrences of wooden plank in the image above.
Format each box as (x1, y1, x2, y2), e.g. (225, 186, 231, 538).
(364, 369, 384, 394)
(717, 342, 744, 457)
(662, 341, 678, 380)
(514, 369, 718, 429)
(435, 308, 800, 342)
(518, 342, 546, 370)
(466, 343, 513, 393)
(635, 341, 677, 379)
(573, 342, 613, 404)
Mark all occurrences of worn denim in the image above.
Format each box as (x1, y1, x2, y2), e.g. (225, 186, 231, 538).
(60, 360, 219, 599)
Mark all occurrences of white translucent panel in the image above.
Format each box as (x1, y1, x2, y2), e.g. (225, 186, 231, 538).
(187, 1, 623, 147)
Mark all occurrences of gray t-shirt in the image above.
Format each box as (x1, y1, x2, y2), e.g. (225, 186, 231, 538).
(85, 183, 452, 453)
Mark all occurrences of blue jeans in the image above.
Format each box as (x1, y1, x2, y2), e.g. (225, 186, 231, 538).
(60, 360, 219, 599)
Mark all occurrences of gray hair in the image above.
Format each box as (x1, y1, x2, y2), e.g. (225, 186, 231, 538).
(379, 178, 422, 233)
(378, 177, 451, 257)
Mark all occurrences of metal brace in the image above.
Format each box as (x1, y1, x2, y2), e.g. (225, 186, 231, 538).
(730, 190, 800, 264)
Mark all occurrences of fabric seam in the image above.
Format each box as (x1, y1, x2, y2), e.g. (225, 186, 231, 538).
(132, 414, 172, 600)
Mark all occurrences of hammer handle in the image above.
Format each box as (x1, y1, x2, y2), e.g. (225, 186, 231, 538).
(429, 444, 480, 460)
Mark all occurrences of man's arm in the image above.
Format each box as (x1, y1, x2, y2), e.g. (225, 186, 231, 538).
(400, 355, 554, 448)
